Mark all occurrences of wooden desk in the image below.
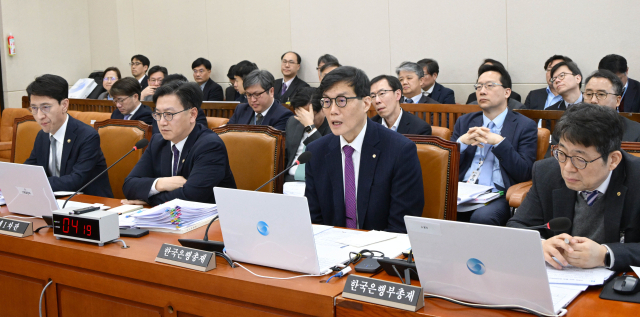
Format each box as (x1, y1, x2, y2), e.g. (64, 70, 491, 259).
(336, 268, 640, 316)
(0, 195, 364, 317)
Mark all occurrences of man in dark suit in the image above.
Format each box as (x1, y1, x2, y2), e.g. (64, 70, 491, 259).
(109, 77, 154, 126)
(466, 59, 521, 104)
(599, 54, 640, 113)
(305, 66, 424, 233)
(284, 87, 331, 183)
(370, 75, 431, 135)
(227, 70, 293, 131)
(131, 54, 149, 90)
(232, 60, 258, 104)
(452, 64, 537, 226)
(122, 82, 236, 206)
(151, 74, 208, 134)
(24, 74, 112, 198)
(417, 59, 455, 104)
(225, 64, 238, 101)
(274, 51, 310, 104)
(192, 57, 224, 101)
(524, 55, 572, 110)
(141, 65, 167, 102)
(547, 61, 583, 110)
(508, 104, 640, 271)
(396, 61, 440, 104)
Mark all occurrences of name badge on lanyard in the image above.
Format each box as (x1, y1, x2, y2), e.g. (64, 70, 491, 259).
(467, 145, 492, 184)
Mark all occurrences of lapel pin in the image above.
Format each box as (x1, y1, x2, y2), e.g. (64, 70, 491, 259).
(67, 139, 71, 143)
(182, 159, 185, 163)
(617, 192, 621, 196)
(372, 154, 376, 158)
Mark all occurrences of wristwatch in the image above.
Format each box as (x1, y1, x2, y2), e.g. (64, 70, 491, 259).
(604, 249, 611, 267)
(304, 124, 315, 133)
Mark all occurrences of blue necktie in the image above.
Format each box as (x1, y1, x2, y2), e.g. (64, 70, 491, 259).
(477, 122, 495, 187)
(582, 190, 601, 206)
(404, 98, 414, 104)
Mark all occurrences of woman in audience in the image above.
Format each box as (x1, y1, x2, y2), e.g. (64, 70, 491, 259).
(97, 67, 121, 100)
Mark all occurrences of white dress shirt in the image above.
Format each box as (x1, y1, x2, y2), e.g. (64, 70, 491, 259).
(289, 129, 315, 176)
(149, 136, 189, 197)
(49, 114, 70, 176)
(423, 84, 435, 96)
(254, 101, 274, 124)
(381, 109, 403, 132)
(282, 77, 295, 92)
(138, 75, 146, 84)
(409, 94, 422, 104)
(126, 103, 142, 119)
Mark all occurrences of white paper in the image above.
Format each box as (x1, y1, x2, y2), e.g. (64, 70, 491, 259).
(314, 228, 363, 243)
(53, 191, 78, 197)
(336, 230, 398, 247)
(550, 285, 583, 313)
(56, 200, 109, 210)
(312, 224, 333, 235)
(457, 182, 492, 205)
(631, 266, 640, 277)
(546, 263, 614, 285)
(283, 182, 306, 197)
(364, 234, 411, 259)
(126, 199, 217, 231)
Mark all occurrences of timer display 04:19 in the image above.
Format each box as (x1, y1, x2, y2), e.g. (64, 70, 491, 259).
(52, 214, 101, 241)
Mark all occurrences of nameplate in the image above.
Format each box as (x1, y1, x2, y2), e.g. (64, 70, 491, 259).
(342, 275, 424, 312)
(0, 217, 33, 238)
(155, 243, 216, 272)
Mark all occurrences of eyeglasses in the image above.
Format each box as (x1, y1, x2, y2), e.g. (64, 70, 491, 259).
(129, 62, 142, 67)
(584, 90, 620, 101)
(151, 108, 192, 122)
(193, 69, 207, 75)
(320, 96, 360, 108)
(246, 90, 267, 100)
(282, 60, 298, 66)
(103, 77, 118, 82)
(550, 72, 574, 83)
(473, 82, 503, 91)
(370, 90, 394, 99)
(30, 105, 53, 115)
(112, 95, 133, 105)
(149, 78, 163, 84)
(552, 147, 602, 170)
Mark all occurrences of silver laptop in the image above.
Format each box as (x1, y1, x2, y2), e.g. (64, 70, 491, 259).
(0, 162, 58, 217)
(214, 187, 346, 275)
(405, 216, 554, 315)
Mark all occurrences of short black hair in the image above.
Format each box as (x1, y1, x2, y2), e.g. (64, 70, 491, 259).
(317, 54, 339, 66)
(551, 61, 582, 89)
(290, 87, 321, 113)
(227, 64, 236, 79)
(131, 54, 150, 67)
(161, 74, 189, 86)
(281, 51, 301, 64)
(26, 74, 69, 104)
(153, 81, 203, 110)
(233, 60, 259, 79)
(370, 75, 402, 93)
(553, 103, 623, 163)
(318, 66, 370, 99)
(320, 61, 341, 73)
(483, 58, 504, 69)
(417, 58, 439, 76)
(544, 55, 573, 70)
(148, 65, 168, 78)
(585, 69, 624, 96)
(109, 77, 142, 98)
(192, 57, 211, 70)
(477, 64, 512, 89)
(102, 67, 121, 80)
(598, 54, 628, 75)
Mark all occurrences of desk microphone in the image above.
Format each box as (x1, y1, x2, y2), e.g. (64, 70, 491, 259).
(521, 217, 572, 231)
(254, 151, 312, 191)
(61, 138, 149, 209)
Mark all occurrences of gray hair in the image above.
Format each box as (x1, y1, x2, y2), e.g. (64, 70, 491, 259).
(243, 69, 274, 91)
(395, 61, 424, 78)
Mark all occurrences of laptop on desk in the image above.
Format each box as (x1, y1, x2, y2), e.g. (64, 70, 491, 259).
(0, 162, 58, 217)
(405, 216, 555, 315)
(214, 187, 346, 275)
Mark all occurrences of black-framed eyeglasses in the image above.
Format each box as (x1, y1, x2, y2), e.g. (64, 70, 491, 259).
(112, 95, 133, 105)
(320, 96, 360, 108)
(246, 90, 267, 100)
(370, 90, 394, 99)
(552, 147, 602, 170)
(550, 72, 574, 83)
(129, 62, 142, 66)
(152, 108, 192, 122)
(473, 82, 503, 91)
(583, 90, 620, 101)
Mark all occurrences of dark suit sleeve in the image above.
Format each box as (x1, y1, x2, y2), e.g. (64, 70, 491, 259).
(210, 84, 224, 101)
(273, 110, 294, 131)
(491, 118, 538, 184)
(48, 133, 105, 192)
(228, 106, 242, 124)
(137, 111, 154, 126)
(386, 141, 424, 233)
(122, 140, 158, 201)
(419, 123, 432, 136)
(304, 143, 323, 224)
(506, 162, 547, 232)
(607, 242, 640, 271)
(524, 92, 533, 109)
(442, 88, 455, 104)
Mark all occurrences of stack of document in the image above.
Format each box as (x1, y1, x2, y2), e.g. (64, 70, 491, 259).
(546, 264, 615, 312)
(457, 182, 499, 212)
(119, 199, 217, 234)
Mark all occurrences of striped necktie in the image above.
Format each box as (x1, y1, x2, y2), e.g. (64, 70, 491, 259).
(582, 190, 601, 207)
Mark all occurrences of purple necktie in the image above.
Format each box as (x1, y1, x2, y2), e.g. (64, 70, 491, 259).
(281, 83, 287, 96)
(123, 114, 131, 120)
(172, 145, 180, 176)
(343, 145, 357, 229)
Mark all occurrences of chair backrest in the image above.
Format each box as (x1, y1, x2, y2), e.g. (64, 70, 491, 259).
(430, 126, 452, 140)
(405, 135, 460, 220)
(69, 111, 112, 126)
(11, 115, 41, 163)
(1, 108, 31, 142)
(536, 128, 551, 161)
(622, 142, 640, 157)
(200, 102, 240, 118)
(212, 124, 285, 193)
(93, 119, 153, 199)
(206, 117, 229, 129)
(514, 109, 564, 134)
(402, 104, 481, 130)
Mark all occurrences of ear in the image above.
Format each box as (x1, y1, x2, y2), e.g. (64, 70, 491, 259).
(269, 87, 275, 97)
(133, 93, 140, 102)
(608, 150, 622, 171)
(61, 99, 69, 113)
(575, 74, 582, 85)
(504, 87, 512, 99)
(190, 107, 198, 123)
(394, 89, 402, 101)
(615, 95, 622, 108)
(362, 96, 372, 113)
(433, 73, 438, 81)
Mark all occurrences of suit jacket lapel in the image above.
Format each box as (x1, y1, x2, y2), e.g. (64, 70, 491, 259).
(282, 77, 297, 101)
(60, 117, 77, 175)
(357, 122, 380, 229)
(161, 140, 173, 177)
(42, 132, 52, 176)
(177, 125, 201, 175)
(262, 100, 281, 126)
(242, 106, 254, 124)
(397, 110, 410, 134)
(326, 136, 346, 225)
(553, 187, 576, 235)
(603, 161, 627, 243)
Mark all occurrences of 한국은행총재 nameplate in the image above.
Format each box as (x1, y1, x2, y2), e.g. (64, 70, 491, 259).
(342, 275, 424, 311)
(0, 217, 33, 238)
(155, 243, 216, 272)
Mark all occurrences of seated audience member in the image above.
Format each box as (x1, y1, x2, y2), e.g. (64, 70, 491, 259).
(466, 59, 522, 104)
(452, 65, 537, 226)
(122, 82, 236, 206)
(97, 67, 121, 100)
(317, 54, 339, 81)
(233, 60, 258, 104)
(584, 70, 640, 141)
(417, 58, 455, 104)
(396, 61, 439, 104)
(274, 51, 310, 103)
(507, 103, 640, 271)
(370, 75, 431, 135)
(25, 75, 113, 197)
(284, 87, 331, 183)
(225, 64, 238, 101)
(305, 66, 424, 233)
(130, 54, 150, 89)
(192, 57, 224, 101)
(524, 55, 572, 110)
(547, 61, 583, 110)
(599, 54, 640, 113)
(109, 77, 154, 126)
(319, 61, 341, 81)
(227, 70, 293, 131)
(141, 65, 167, 101)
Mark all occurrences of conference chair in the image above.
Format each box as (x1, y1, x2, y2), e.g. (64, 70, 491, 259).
(405, 135, 460, 220)
(200, 102, 239, 118)
(505, 128, 551, 208)
(0, 108, 31, 161)
(10, 115, 40, 164)
(430, 126, 452, 140)
(94, 119, 152, 199)
(206, 117, 229, 130)
(68, 111, 112, 126)
(212, 124, 285, 193)
(621, 142, 640, 158)
(403, 104, 481, 130)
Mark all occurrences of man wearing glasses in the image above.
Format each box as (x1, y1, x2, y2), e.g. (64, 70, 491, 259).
(130, 54, 150, 90)
(599, 54, 640, 113)
(396, 61, 439, 104)
(547, 61, 583, 110)
(123, 82, 236, 206)
(192, 57, 224, 101)
(523, 55, 572, 110)
(452, 64, 537, 226)
(141, 65, 167, 102)
(508, 104, 640, 271)
(109, 77, 153, 126)
(24, 74, 113, 198)
(305, 66, 424, 233)
(227, 70, 293, 131)
(369, 75, 431, 135)
(273, 51, 310, 104)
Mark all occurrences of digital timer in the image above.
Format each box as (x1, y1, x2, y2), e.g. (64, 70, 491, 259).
(52, 209, 119, 246)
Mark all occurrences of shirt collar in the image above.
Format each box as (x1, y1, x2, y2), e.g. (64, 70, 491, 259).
(406, 94, 422, 104)
(340, 120, 367, 154)
(623, 80, 629, 98)
(170, 135, 189, 153)
(580, 171, 613, 195)
(200, 82, 206, 91)
(546, 86, 555, 96)
(424, 84, 435, 95)
(138, 74, 146, 84)
(482, 107, 508, 129)
(256, 100, 274, 117)
(567, 93, 583, 106)
(50, 114, 70, 143)
(283, 76, 295, 88)
(382, 108, 403, 131)
(129, 103, 142, 118)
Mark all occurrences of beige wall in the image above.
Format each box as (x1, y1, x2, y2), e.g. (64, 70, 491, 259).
(3, 0, 640, 108)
